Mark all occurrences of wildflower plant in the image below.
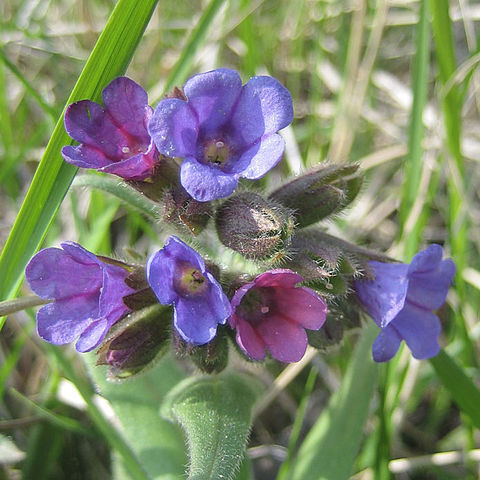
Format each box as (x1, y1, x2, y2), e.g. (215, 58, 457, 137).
(2, 3, 477, 479)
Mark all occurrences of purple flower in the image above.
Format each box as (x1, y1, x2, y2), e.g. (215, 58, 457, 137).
(25, 242, 135, 353)
(148, 68, 294, 202)
(146, 236, 231, 345)
(62, 77, 158, 180)
(229, 269, 327, 363)
(354, 244, 456, 362)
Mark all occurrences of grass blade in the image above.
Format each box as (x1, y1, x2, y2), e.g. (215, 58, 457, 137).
(0, 0, 158, 328)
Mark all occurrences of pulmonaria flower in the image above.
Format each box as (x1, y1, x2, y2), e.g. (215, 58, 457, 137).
(25, 242, 135, 353)
(229, 269, 327, 363)
(354, 244, 456, 362)
(148, 68, 294, 202)
(62, 77, 158, 180)
(146, 236, 231, 345)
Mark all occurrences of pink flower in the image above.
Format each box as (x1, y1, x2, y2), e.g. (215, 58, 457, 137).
(229, 269, 327, 362)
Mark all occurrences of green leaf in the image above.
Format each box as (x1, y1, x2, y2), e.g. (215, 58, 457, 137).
(0, 0, 158, 325)
(161, 373, 262, 480)
(289, 324, 378, 480)
(85, 353, 188, 480)
(430, 349, 480, 430)
(73, 174, 160, 220)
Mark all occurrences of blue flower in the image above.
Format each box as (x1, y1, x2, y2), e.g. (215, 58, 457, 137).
(146, 236, 231, 344)
(148, 68, 293, 202)
(25, 242, 134, 352)
(354, 244, 456, 362)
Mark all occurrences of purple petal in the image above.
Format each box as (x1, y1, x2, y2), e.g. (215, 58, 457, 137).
(180, 157, 239, 201)
(148, 99, 198, 158)
(354, 262, 409, 328)
(235, 316, 266, 360)
(271, 287, 327, 330)
(174, 286, 230, 345)
(102, 77, 151, 141)
(236, 134, 285, 179)
(371, 325, 402, 362)
(184, 69, 242, 135)
(36, 294, 100, 345)
(392, 303, 441, 360)
(205, 272, 232, 324)
(75, 318, 109, 353)
(254, 269, 304, 288)
(60, 241, 100, 265)
(407, 259, 456, 310)
(257, 315, 308, 362)
(99, 264, 133, 319)
(230, 282, 254, 314)
(231, 76, 294, 145)
(408, 244, 444, 274)
(61, 144, 111, 170)
(101, 147, 158, 180)
(64, 100, 128, 159)
(26, 247, 101, 300)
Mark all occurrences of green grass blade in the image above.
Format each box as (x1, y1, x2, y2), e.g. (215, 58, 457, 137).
(289, 324, 378, 480)
(398, 0, 430, 257)
(0, 0, 158, 326)
(160, 0, 227, 95)
(430, 350, 480, 430)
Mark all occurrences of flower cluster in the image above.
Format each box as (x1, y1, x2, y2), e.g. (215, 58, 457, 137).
(23, 68, 456, 379)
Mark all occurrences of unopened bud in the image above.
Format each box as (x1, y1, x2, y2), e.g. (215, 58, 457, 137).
(269, 163, 363, 228)
(285, 229, 390, 295)
(96, 304, 171, 380)
(162, 187, 212, 235)
(215, 192, 295, 261)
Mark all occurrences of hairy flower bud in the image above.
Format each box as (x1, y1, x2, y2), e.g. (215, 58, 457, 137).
(96, 304, 171, 380)
(285, 229, 390, 296)
(162, 187, 213, 235)
(215, 192, 295, 261)
(269, 163, 363, 228)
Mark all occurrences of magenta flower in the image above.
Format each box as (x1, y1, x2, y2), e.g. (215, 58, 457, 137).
(354, 244, 456, 362)
(229, 269, 327, 362)
(148, 68, 293, 202)
(146, 236, 231, 345)
(25, 242, 135, 353)
(62, 77, 158, 180)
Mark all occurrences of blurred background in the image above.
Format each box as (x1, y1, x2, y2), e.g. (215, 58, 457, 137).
(0, 0, 479, 479)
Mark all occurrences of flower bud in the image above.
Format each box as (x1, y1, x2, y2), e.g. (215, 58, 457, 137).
(284, 229, 390, 296)
(215, 192, 295, 261)
(96, 304, 172, 381)
(162, 187, 212, 235)
(269, 163, 363, 228)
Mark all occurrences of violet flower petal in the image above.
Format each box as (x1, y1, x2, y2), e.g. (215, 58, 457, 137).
(61, 144, 111, 170)
(407, 259, 456, 310)
(174, 285, 230, 345)
(271, 286, 327, 330)
(25, 247, 101, 300)
(180, 157, 239, 202)
(102, 77, 152, 140)
(236, 133, 285, 179)
(231, 76, 294, 145)
(75, 318, 109, 353)
(184, 69, 242, 135)
(148, 98, 198, 158)
(355, 262, 409, 328)
(371, 325, 403, 363)
(256, 315, 308, 363)
(36, 294, 100, 345)
(234, 317, 267, 360)
(253, 269, 304, 288)
(392, 303, 442, 360)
